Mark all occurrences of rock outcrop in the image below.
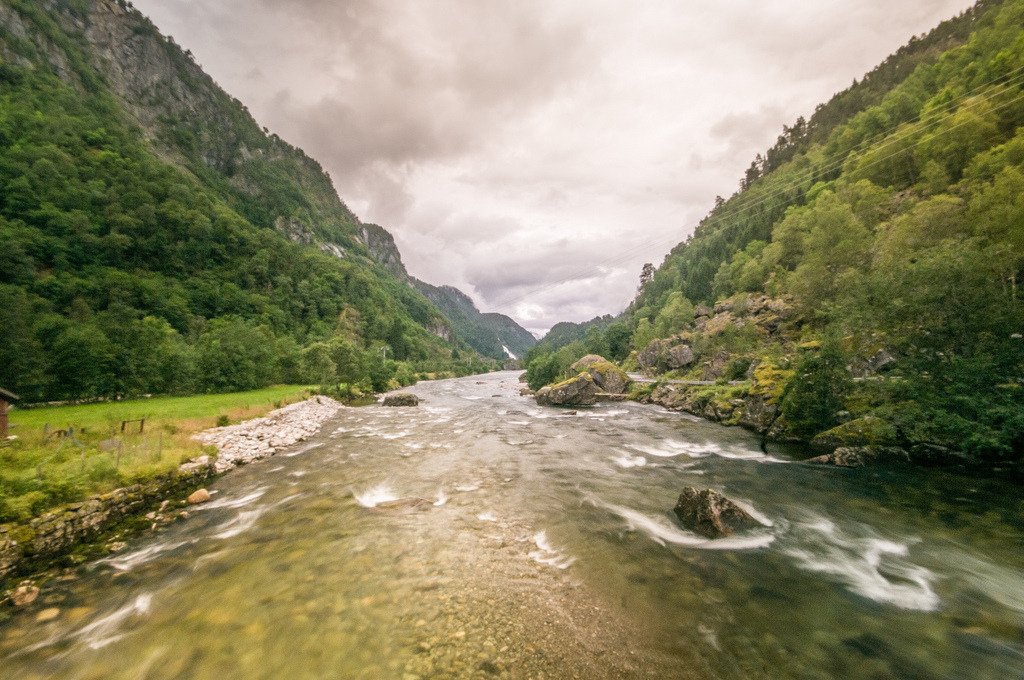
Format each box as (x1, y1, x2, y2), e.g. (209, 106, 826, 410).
(807, 446, 910, 468)
(535, 373, 599, 407)
(673, 487, 761, 538)
(637, 338, 696, 372)
(382, 393, 420, 407)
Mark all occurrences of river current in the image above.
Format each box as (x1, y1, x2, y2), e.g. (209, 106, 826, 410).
(1, 372, 1022, 679)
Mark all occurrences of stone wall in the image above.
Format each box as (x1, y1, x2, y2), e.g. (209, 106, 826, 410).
(0, 464, 213, 583)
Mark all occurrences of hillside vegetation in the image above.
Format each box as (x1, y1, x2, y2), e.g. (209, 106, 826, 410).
(0, 0, 495, 404)
(528, 0, 1024, 461)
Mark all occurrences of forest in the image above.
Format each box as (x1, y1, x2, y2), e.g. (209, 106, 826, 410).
(527, 0, 1024, 460)
(0, 0, 495, 404)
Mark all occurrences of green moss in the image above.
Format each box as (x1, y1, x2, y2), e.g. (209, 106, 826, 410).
(811, 416, 900, 448)
(751, 362, 795, 404)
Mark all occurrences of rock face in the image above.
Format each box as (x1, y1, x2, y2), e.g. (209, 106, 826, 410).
(194, 396, 342, 472)
(637, 338, 695, 372)
(666, 344, 695, 370)
(807, 446, 910, 468)
(673, 487, 761, 538)
(535, 373, 599, 407)
(382, 393, 420, 407)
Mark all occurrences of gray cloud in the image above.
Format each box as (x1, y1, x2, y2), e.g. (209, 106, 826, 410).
(133, 0, 974, 334)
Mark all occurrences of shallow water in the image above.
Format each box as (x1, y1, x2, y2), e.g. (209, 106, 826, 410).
(2, 372, 1023, 679)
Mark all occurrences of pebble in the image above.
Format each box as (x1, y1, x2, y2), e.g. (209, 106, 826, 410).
(9, 582, 39, 607)
(35, 608, 60, 623)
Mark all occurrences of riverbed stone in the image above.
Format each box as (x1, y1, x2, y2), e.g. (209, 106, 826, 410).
(535, 373, 599, 407)
(10, 581, 39, 606)
(383, 393, 420, 407)
(673, 487, 760, 538)
(35, 607, 61, 622)
(187, 489, 211, 505)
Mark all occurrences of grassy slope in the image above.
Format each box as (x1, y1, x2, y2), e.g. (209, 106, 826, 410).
(1, 386, 312, 522)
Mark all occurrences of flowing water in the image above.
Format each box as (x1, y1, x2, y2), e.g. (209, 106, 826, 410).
(2, 372, 1023, 679)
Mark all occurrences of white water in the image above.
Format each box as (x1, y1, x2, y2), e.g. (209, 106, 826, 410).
(352, 484, 400, 508)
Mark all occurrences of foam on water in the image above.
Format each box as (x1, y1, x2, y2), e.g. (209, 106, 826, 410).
(100, 540, 191, 571)
(477, 511, 498, 522)
(629, 439, 717, 458)
(455, 482, 481, 492)
(199, 487, 268, 511)
(785, 516, 939, 611)
(599, 500, 775, 550)
(612, 453, 648, 468)
(212, 509, 266, 540)
(283, 442, 322, 457)
(353, 484, 400, 508)
(433, 489, 448, 506)
(528, 531, 576, 569)
(74, 593, 153, 650)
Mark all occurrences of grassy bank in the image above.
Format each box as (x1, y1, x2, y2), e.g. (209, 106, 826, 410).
(1, 386, 313, 523)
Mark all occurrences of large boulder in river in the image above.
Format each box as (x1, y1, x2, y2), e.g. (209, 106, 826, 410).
(535, 373, 599, 407)
(673, 487, 761, 538)
(807, 446, 910, 468)
(570, 355, 606, 372)
(383, 393, 419, 407)
(571, 355, 631, 394)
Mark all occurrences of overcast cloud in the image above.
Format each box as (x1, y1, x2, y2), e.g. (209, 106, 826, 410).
(132, 0, 973, 336)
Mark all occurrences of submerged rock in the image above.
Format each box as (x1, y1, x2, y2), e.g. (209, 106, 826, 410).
(535, 373, 599, 407)
(673, 487, 760, 538)
(807, 446, 910, 468)
(383, 393, 420, 407)
(9, 581, 39, 606)
(373, 498, 433, 512)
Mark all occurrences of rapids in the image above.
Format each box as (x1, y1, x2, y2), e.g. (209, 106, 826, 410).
(1, 372, 1022, 679)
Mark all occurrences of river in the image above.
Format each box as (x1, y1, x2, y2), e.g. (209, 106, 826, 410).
(2, 372, 1022, 679)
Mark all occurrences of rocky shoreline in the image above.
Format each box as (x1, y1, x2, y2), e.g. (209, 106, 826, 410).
(1, 396, 342, 600)
(192, 396, 342, 473)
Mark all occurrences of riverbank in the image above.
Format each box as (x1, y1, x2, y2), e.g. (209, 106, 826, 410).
(0, 390, 341, 598)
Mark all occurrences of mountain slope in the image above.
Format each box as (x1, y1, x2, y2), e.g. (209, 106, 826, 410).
(0, 0, 493, 401)
(528, 0, 1024, 461)
(356, 224, 536, 361)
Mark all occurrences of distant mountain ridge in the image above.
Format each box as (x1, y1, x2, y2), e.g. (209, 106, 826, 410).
(357, 224, 536, 360)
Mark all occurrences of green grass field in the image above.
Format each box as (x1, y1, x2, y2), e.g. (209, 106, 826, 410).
(1, 386, 313, 523)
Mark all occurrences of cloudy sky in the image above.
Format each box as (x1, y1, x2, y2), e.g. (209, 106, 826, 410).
(133, 0, 973, 336)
